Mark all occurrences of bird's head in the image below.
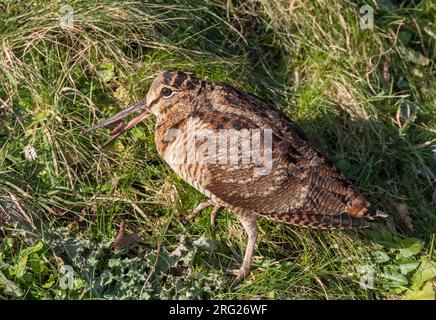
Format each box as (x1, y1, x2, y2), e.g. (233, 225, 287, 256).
(83, 71, 204, 146)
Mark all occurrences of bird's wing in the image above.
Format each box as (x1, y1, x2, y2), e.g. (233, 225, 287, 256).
(183, 85, 381, 228)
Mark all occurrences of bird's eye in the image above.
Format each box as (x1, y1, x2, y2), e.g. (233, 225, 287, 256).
(161, 87, 173, 98)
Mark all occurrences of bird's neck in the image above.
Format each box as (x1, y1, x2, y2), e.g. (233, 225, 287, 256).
(154, 104, 194, 156)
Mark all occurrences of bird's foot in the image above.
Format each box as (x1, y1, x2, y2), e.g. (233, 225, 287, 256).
(181, 199, 223, 233)
(227, 265, 251, 287)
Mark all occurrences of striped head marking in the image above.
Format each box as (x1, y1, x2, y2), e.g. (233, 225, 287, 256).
(146, 71, 204, 117)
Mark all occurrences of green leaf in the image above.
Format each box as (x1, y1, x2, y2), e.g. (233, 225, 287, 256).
(381, 266, 409, 286)
(131, 126, 147, 141)
(336, 159, 351, 172)
(42, 274, 55, 289)
(395, 238, 423, 260)
(28, 256, 43, 273)
(15, 241, 45, 277)
(18, 241, 44, 258)
(398, 31, 413, 45)
(267, 290, 276, 299)
(371, 251, 391, 263)
(404, 281, 435, 300)
(192, 236, 213, 251)
(108, 258, 120, 268)
(0, 237, 14, 251)
(87, 256, 99, 267)
(390, 286, 408, 295)
(0, 66, 18, 86)
(98, 62, 115, 82)
(397, 77, 410, 91)
(0, 270, 24, 297)
(114, 85, 128, 101)
(15, 255, 28, 278)
(411, 258, 436, 289)
(399, 262, 420, 275)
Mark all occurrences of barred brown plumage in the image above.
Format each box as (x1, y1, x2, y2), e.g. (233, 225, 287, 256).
(84, 71, 387, 285)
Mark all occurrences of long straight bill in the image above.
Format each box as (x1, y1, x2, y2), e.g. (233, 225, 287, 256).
(82, 97, 150, 147)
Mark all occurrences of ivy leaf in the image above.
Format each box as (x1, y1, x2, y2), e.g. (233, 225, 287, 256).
(192, 236, 213, 251)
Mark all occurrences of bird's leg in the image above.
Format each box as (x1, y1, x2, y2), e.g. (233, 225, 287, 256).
(229, 213, 258, 286)
(182, 199, 214, 223)
(210, 205, 222, 232)
(181, 199, 223, 231)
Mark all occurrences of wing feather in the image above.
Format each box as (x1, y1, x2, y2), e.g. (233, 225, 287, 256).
(163, 84, 380, 227)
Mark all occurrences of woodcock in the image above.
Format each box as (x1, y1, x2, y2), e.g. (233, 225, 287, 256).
(84, 71, 386, 285)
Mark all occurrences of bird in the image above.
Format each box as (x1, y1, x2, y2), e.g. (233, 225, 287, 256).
(83, 71, 386, 285)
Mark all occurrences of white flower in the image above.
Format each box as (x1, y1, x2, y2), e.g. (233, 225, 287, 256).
(23, 145, 37, 161)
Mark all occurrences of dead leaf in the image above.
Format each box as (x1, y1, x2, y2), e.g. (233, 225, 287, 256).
(392, 202, 414, 231)
(113, 221, 142, 253)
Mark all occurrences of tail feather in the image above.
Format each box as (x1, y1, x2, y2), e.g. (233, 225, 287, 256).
(264, 210, 369, 229)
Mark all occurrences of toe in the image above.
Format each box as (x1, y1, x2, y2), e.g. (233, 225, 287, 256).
(227, 266, 251, 287)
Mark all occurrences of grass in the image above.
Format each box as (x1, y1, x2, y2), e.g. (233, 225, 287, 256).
(0, 0, 435, 299)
